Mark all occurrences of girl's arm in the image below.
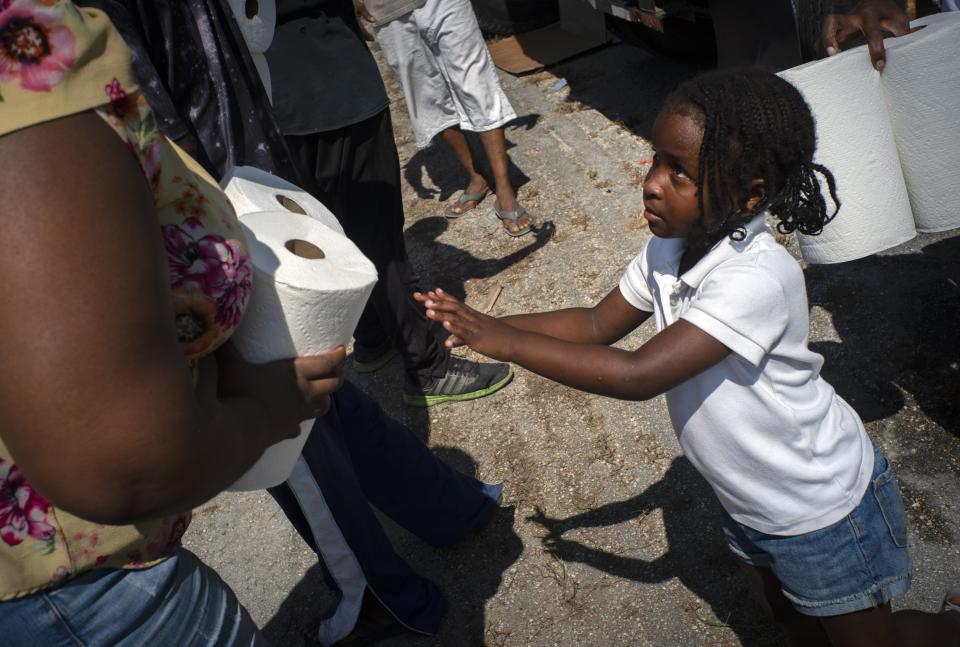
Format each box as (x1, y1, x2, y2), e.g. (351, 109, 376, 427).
(420, 291, 729, 401)
(415, 286, 652, 346)
(501, 286, 653, 345)
(0, 113, 343, 525)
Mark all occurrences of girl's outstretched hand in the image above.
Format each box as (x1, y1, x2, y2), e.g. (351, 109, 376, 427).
(414, 289, 515, 361)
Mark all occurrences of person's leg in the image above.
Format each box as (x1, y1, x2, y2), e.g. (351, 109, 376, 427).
(738, 562, 832, 646)
(285, 119, 446, 379)
(268, 409, 445, 643)
(738, 444, 958, 647)
(284, 129, 392, 355)
(439, 126, 488, 215)
(0, 550, 264, 647)
(286, 111, 513, 403)
(425, 0, 532, 233)
(373, 11, 460, 150)
(818, 603, 960, 647)
(334, 381, 496, 546)
(477, 127, 532, 234)
(375, 15, 486, 216)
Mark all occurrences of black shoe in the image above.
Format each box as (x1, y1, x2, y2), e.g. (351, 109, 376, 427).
(403, 357, 513, 407)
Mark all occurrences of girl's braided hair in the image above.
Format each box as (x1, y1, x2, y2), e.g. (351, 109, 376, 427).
(663, 68, 840, 242)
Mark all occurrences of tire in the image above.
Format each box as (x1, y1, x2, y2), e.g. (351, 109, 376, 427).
(606, 12, 716, 64)
(469, 0, 560, 36)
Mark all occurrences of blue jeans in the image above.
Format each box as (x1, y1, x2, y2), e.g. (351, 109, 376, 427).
(721, 443, 912, 616)
(0, 549, 263, 646)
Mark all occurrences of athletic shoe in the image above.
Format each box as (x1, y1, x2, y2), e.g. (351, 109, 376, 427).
(403, 357, 513, 407)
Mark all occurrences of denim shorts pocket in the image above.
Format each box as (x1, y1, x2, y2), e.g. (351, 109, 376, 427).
(872, 461, 909, 548)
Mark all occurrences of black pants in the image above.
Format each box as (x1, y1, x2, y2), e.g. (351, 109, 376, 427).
(285, 109, 448, 380)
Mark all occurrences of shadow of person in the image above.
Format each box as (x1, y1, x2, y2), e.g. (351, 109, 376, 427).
(527, 457, 784, 646)
(804, 233, 960, 437)
(262, 564, 336, 647)
(401, 116, 539, 203)
(405, 216, 555, 302)
(551, 43, 703, 140)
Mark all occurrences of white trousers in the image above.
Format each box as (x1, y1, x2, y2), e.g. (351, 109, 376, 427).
(375, 0, 517, 147)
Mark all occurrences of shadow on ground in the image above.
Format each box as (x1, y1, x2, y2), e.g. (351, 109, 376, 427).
(402, 115, 540, 203)
(806, 234, 960, 437)
(405, 216, 554, 301)
(551, 43, 705, 140)
(527, 457, 785, 646)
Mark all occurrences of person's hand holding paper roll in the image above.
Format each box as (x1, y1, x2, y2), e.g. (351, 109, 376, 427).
(216, 342, 347, 439)
(820, 0, 910, 71)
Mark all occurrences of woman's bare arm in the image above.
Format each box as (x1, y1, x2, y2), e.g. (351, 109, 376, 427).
(0, 112, 337, 524)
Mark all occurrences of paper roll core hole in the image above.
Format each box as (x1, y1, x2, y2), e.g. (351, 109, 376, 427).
(245, 0, 258, 19)
(286, 239, 325, 259)
(276, 194, 307, 215)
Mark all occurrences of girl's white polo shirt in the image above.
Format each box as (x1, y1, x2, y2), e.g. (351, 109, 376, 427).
(619, 215, 874, 536)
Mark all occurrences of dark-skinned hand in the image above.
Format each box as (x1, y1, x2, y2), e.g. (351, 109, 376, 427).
(414, 288, 517, 362)
(215, 342, 347, 442)
(820, 0, 910, 71)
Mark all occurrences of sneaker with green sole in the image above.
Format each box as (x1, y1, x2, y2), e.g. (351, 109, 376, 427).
(403, 357, 513, 407)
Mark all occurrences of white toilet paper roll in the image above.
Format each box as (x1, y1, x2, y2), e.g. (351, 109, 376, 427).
(909, 9, 960, 29)
(228, 211, 377, 490)
(882, 19, 960, 232)
(779, 46, 916, 264)
(228, 0, 276, 54)
(221, 166, 345, 236)
(250, 53, 272, 104)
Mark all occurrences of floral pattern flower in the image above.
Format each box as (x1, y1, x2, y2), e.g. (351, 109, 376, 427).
(173, 180, 211, 220)
(212, 239, 252, 329)
(0, 459, 55, 551)
(172, 289, 219, 357)
(0, 2, 75, 93)
(164, 218, 252, 334)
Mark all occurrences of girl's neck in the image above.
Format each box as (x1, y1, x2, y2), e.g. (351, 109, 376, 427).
(679, 242, 708, 276)
(678, 230, 716, 275)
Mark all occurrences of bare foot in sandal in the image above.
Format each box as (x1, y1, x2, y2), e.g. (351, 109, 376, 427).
(445, 177, 489, 218)
(493, 187, 535, 237)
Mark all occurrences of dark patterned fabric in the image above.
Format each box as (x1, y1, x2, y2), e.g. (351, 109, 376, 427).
(78, 0, 300, 182)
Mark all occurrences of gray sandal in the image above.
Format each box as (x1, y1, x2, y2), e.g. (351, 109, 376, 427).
(444, 189, 488, 218)
(493, 200, 533, 237)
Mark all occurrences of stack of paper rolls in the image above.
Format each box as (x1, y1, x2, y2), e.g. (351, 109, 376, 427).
(778, 12, 960, 263)
(226, 208, 376, 491)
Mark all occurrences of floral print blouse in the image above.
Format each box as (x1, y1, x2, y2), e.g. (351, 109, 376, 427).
(0, 1, 252, 599)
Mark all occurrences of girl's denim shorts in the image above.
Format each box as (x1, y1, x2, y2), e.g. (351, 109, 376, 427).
(720, 443, 913, 617)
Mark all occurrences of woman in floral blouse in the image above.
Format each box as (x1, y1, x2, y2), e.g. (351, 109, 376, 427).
(0, 2, 345, 644)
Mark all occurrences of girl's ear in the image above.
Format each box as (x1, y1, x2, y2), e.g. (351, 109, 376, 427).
(742, 178, 767, 213)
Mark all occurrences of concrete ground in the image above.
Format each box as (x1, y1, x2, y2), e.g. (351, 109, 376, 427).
(185, 42, 960, 646)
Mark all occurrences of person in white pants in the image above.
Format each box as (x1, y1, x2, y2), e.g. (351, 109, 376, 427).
(359, 0, 537, 236)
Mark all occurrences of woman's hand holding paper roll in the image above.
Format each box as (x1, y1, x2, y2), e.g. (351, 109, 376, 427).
(215, 343, 347, 439)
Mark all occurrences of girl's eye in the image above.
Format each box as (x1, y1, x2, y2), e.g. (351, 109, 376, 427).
(671, 164, 689, 179)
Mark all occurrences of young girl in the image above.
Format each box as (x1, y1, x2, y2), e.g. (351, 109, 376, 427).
(415, 69, 960, 646)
